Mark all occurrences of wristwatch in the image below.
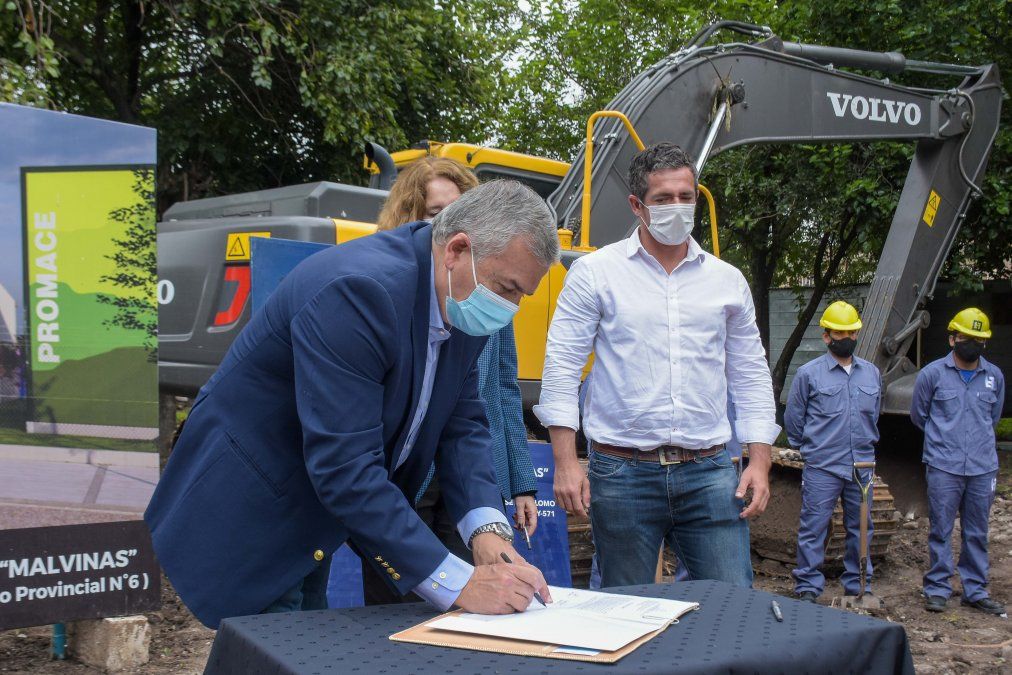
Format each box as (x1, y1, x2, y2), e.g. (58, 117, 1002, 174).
(468, 521, 514, 548)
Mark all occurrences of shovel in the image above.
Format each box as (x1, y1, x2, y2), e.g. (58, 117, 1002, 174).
(835, 461, 884, 612)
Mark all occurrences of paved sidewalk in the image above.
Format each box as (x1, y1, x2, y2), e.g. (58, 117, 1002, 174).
(0, 451, 158, 530)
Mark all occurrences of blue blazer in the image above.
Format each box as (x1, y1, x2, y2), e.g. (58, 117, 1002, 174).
(145, 223, 504, 627)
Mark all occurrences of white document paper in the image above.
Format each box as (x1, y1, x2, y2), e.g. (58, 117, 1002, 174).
(428, 587, 698, 652)
(552, 646, 601, 656)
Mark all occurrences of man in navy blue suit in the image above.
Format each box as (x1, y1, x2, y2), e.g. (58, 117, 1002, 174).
(146, 180, 559, 627)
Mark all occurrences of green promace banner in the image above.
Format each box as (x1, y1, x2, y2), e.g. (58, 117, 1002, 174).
(21, 166, 157, 441)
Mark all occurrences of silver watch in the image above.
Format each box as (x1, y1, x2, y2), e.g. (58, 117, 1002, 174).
(468, 521, 514, 548)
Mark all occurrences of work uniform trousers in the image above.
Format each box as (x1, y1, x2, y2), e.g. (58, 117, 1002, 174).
(793, 465, 873, 596)
(923, 465, 997, 602)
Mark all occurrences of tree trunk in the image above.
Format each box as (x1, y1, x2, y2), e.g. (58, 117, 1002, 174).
(750, 253, 778, 359)
(157, 391, 176, 470)
(123, 0, 144, 121)
(772, 276, 831, 404)
(770, 222, 859, 403)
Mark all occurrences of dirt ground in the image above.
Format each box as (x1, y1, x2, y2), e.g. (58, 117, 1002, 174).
(3, 466, 1010, 674)
(754, 491, 1012, 674)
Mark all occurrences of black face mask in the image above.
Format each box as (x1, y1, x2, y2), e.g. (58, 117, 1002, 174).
(953, 340, 984, 363)
(828, 337, 857, 358)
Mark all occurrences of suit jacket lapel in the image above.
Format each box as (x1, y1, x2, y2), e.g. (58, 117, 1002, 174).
(394, 328, 486, 494)
(391, 224, 433, 474)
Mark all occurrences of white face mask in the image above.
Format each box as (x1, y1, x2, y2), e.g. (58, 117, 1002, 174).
(641, 201, 695, 245)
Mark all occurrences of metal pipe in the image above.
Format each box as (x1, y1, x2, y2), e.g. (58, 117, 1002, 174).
(916, 327, 922, 369)
(782, 42, 907, 75)
(687, 21, 772, 48)
(905, 59, 984, 76)
(894, 310, 929, 345)
(52, 623, 66, 660)
(697, 184, 720, 258)
(694, 101, 728, 177)
(364, 142, 398, 191)
(883, 310, 929, 355)
(580, 111, 646, 250)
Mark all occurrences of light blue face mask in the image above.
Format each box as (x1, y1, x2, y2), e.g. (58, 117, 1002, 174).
(445, 248, 519, 336)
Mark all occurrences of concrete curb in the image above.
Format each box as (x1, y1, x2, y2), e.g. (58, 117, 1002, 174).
(68, 616, 151, 672)
(0, 444, 159, 468)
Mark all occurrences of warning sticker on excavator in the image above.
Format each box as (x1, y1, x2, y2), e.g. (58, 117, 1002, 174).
(922, 190, 941, 227)
(225, 232, 271, 261)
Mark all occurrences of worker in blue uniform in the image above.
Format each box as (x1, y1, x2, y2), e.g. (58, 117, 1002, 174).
(786, 301, 881, 602)
(912, 308, 1005, 615)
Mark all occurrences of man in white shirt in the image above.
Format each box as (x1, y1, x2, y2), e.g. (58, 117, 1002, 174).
(534, 142, 780, 587)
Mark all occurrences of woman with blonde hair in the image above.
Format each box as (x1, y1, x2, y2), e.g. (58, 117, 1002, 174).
(376, 157, 479, 231)
(364, 158, 541, 604)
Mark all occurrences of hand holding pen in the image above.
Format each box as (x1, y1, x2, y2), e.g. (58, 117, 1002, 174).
(512, 494, 539, 542)
(501, 552, 547, 607)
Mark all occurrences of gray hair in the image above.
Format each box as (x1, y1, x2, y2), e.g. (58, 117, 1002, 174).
(431, 179, 560, 266)
(628, 142, 698, 200)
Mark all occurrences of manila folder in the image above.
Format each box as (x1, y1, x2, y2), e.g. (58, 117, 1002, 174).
(390, 587, 698, 664)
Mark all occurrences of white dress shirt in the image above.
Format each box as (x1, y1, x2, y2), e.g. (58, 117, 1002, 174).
(534, 230, 780, 449)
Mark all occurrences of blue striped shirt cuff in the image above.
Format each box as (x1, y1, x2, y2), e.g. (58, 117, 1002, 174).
(412, 553, 473, 611)
(412, 506, 509, 611)
(457, 507, 510, 547)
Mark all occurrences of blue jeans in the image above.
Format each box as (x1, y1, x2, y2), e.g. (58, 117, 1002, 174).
(792, 466, 873, 596)
(260, 556, 332, 614)
(924, 466, 997, 602)
(588, 448, 752, 588)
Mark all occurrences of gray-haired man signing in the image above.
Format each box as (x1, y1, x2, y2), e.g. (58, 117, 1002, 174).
(147, 181, 557, 626)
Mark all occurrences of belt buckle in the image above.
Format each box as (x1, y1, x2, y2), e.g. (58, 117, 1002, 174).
(658, 446, 682, 466)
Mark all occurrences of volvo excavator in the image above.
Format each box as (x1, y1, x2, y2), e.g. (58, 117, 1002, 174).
(157, 21, 1003, 579)
(543, 20, 1002, 570)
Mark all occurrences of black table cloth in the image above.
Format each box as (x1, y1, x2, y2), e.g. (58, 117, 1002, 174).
(204, 579, 914, 674)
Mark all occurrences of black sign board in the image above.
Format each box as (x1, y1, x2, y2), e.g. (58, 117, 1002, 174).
(0, 520, 160, 630)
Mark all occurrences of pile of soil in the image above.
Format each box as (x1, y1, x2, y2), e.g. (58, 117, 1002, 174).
(753, 489, 1012, 674)
(0, 580, 212, 674)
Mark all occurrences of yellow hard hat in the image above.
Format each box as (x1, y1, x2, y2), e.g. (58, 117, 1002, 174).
(819, 301, 862, 331)
(947, 307, 991, 338)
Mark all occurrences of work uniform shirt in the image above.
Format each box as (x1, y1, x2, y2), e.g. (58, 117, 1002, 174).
(784, 353, 881, 480)
(911, 353, 1005, 476)
(534, 232, 779, 449)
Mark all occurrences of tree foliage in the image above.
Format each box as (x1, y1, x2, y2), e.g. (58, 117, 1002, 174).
(98, 169, 158, 360)
(0, 0, 514, 210)
(495, 0, 775, 159)
(3, 0, 1008, 402)
(773, 0, 1012, 293)
(499, 0, 1010, 400)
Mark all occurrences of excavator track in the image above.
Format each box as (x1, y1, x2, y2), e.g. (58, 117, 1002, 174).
(750, 449, 900, 570)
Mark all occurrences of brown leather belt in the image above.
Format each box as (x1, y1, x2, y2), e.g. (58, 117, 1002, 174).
(593, 442, 723, 465)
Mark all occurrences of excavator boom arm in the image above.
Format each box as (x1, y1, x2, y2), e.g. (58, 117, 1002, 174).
(547, 26, 1003, 410)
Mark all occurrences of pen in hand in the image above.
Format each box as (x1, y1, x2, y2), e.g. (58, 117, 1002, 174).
(523, 525, 532, 550)
(500, 552, 547, 607)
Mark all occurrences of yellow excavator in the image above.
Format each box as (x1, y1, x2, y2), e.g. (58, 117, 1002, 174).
(158, 22, 1003, 581)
